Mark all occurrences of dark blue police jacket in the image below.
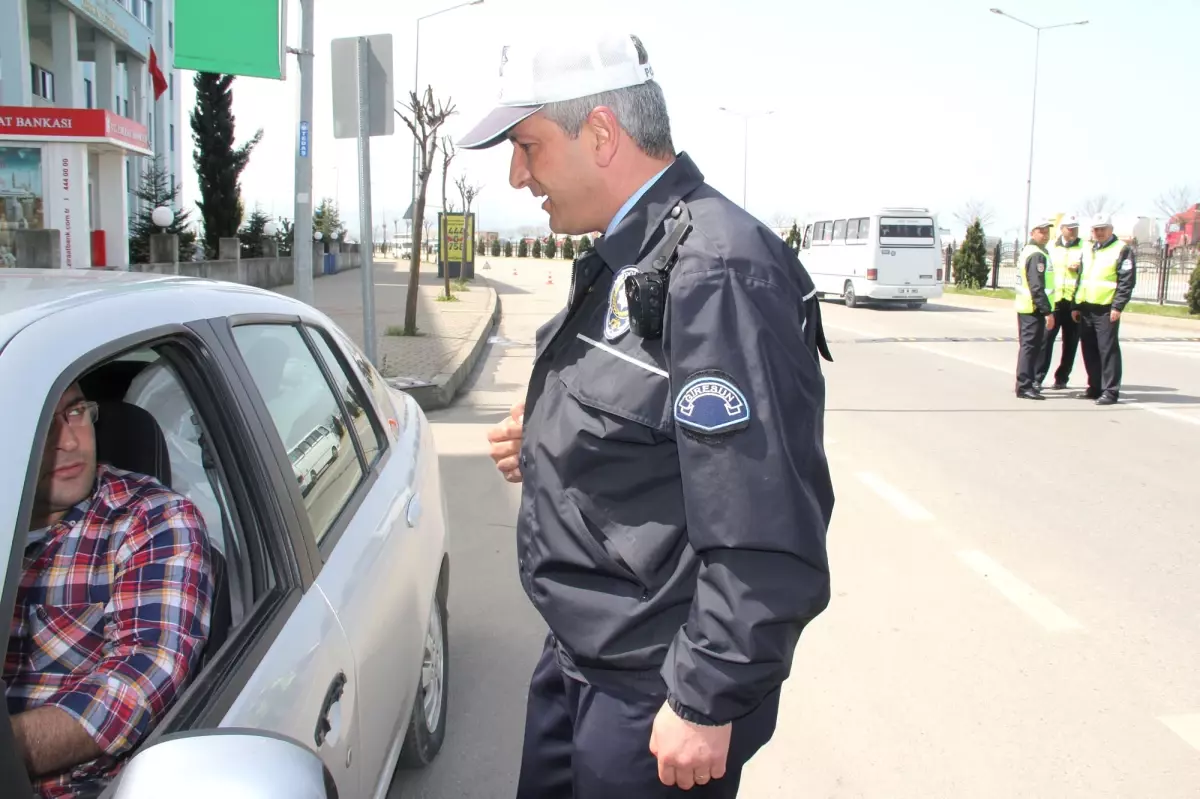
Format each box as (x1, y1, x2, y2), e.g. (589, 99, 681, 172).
(517, 152, 835, 726)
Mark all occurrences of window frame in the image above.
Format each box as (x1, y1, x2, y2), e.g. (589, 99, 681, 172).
(832, 219, 847, 242)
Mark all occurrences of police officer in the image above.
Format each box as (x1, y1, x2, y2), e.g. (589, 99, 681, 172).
(1076, 213, 1137, 405)
(468, 31, 834, 798)
(1014, 219, 1057, 400)
(1035, 215, 1084, 390)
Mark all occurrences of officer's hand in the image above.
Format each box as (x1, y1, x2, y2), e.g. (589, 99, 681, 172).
(487, 402, 525, 483)
(1046, 315, 1056, 332)
(649, 703, 731, 791)
(1071, 310, 1081, 323)
(1110, 309, 1122, 322)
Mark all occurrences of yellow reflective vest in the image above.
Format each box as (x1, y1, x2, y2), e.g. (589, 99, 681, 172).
(1015, 242, 1055, 314)
(1049, 238, 1084, 304)
(1077, 237, 1124, 306)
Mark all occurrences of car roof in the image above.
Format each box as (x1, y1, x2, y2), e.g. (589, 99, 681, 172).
(0, 269, 300, 351)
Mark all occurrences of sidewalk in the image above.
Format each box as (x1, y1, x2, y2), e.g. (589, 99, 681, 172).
(275, 258, 499, 410)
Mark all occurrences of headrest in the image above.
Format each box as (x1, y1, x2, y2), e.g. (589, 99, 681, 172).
(94, 401, 172, 487)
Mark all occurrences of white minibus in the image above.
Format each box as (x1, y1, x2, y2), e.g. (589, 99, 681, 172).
(799, 208, 944, 308)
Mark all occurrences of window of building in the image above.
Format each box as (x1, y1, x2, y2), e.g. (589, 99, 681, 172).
(169, 74, 174, 101)
(84, 78, 94, 109)
(169, 21, 174, 49)
(170, 124, 175, 152)
(30, 64, 55, 102)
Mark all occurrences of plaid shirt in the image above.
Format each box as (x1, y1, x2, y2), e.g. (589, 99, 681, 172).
(4, 464, 212, 799)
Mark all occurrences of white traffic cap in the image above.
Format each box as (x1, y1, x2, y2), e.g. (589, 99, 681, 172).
(1090, 213, 1113, 229)
(458, 32, 656, 150)
(1059, 214, 1080, 228)
(1031, 217, 1055, 231)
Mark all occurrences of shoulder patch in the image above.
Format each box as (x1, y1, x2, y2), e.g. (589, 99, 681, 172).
(1037, 263, 1045, 273)
(1120, 259, 1133, 272)
(604, 266, 640, 341)
(674, 370, 750, 438)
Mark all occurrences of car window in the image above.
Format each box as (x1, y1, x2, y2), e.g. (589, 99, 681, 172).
(306, 325, 386, 466)
(329, 326, 404, 443)
(232, 324, 364, 544)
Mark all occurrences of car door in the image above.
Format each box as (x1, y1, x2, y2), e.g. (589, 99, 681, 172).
(296, 320, 439, 795)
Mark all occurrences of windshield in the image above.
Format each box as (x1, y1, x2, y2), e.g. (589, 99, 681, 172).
(879, 217, 936, 247)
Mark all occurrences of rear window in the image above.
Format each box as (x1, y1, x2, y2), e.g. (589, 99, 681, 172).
(879, 217, 935, 246)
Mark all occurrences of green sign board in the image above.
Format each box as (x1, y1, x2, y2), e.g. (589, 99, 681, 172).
(173, 0, 287, 80)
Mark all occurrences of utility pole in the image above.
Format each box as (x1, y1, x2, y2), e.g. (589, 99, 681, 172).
(290, 0, 316, 304)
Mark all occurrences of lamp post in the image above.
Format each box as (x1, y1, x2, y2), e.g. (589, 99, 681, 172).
(990, 8, 1088, 237)
(410, 0, 485, 215)
(151, 206, 174, 233)
(718, 107, 774, 210)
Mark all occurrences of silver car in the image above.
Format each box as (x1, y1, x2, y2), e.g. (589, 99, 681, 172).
(0, 270, 451, 798)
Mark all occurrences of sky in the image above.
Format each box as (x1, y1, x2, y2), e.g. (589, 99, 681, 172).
(178, 0, 1200, 243)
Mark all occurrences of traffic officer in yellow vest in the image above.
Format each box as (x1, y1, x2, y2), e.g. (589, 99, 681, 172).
(1035, 215, 1084, 390)
(1077, 213, 1137, 405)
(1014, 219, 1056, 400)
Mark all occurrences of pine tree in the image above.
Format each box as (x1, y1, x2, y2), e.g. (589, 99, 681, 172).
(491, 239, 501, 257)
(239, 208, 271, 258)
(562, 236, 575, 260)
(277, 218, 294, 257)
(1187, 255, 1200, 315)
(785, 223, 802, 254)
(953, 219, 989, 289)
(579, 234, 593, 252)
(128, 156, 196, 263)
(518, 239, 528, 258)
(544, 234, 557, 259)
(191, 73, 263, 258)
(312, 198, 344, 240)
(533, 238, 542, 258)
(505, 240, 514, 257)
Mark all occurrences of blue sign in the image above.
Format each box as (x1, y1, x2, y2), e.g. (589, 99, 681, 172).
(299, 121, 310, 157)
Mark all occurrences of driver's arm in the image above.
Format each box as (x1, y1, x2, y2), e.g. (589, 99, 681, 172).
(19, 495, 212, 776)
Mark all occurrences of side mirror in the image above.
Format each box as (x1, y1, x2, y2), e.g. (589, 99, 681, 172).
(110, 729, 337, 798)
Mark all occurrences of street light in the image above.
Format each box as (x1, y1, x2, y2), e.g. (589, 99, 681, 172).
(990, 8, 1088, 237)
(410, 0, 486, 214)
(151, 206, 174, 232)
(718, 107, 774, 210)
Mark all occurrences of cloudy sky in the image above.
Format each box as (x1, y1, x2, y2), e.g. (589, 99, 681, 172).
(178, 0, 1199, 242)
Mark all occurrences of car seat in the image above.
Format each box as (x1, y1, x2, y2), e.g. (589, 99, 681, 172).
(94, 401, 233, 660)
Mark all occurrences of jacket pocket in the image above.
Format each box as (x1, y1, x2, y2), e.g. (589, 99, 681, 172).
(27, 602, 108, 674)
(556, 333, 673, 435)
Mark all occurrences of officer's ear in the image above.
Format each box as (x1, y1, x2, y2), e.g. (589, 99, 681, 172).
(583, 106, 621, 168)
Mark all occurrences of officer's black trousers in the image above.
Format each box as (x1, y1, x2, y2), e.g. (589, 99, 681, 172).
(515, 633, 779, 799)
(1015, 313, 1047, 394)
(1077, 303, 1123, 399)
(1036, 303, 1079, 386)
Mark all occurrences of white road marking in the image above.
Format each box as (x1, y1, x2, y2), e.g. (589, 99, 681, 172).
(956, 550, 1084, 632)
(1159, 715, 1200, 752)
(856, 471, 934, 522)
(1122, 399, 1200, 427)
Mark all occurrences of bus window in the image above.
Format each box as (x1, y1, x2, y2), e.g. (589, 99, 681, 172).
(845, 219, 860, 240)
(857, 218, 870, 240)
(802, 224, 812, 249)
(879, 217, 935, 246)
(822, 222, 834, 242)
(833, 220, 847, 240)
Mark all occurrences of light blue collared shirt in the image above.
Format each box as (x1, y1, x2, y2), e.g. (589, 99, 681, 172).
(605, 163, 672, 237)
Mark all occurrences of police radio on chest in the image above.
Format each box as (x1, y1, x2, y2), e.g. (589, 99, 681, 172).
(625, 202, 693, 340)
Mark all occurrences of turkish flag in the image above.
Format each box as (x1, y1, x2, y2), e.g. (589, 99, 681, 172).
(149, 47, 168, 101)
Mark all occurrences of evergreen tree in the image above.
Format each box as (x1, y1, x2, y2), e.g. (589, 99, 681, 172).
(952, 219, 989, 289)
(533, 238, 542, 258)
(1187, 255, 1200, 315)
(238, 208, 272, 258)
(544, 234, 557, 259)
(562, 236, 575, 260)
(491, 239, 501, 257)
(785, 222, 802, 254)
(518, 239, 528, 257)
(191, 73, 263, 258)
(276, 218, 294, 257)
(313, 198, 344, 240)
(505, 240, 514, 257)
(128, 157, 196, 264)
(579, 234, 593, 251)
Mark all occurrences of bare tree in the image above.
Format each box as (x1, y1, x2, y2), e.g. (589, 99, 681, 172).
(769, 212, 794, 229)
(395, 87, 456, 336)
(450, 173, 484, 297)
(440, 135, 457, 216)
(1081, 194, 1124, 219)
(1154, 184, 1196, 221)
(955, 199, 995, 228)
(517, 225, 540, 239)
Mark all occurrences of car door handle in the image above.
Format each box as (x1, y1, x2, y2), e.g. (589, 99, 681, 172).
(405, 493, 422, 528)
(314, 671, 347, 747)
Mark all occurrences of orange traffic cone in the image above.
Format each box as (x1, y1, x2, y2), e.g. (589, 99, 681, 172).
(546, 271, 553, 285)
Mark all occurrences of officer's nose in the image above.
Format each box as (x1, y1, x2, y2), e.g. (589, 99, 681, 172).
(509, 143, 531, 190)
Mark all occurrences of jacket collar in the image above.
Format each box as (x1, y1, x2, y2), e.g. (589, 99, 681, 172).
(1055, 236, 1082, 248)
(596, 152, 705, 270)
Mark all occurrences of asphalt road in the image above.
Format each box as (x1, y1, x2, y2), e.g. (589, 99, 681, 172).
(390, 259, 1200, 798)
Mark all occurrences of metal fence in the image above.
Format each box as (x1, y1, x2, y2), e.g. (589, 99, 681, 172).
(942, 241, 1198, 306)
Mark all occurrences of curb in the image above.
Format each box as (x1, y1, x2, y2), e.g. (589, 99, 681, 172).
(401, 277, 501, 411)
(933, 293, 1200, 332)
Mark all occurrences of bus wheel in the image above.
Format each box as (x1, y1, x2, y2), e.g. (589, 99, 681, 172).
(844, 281, 859, 308)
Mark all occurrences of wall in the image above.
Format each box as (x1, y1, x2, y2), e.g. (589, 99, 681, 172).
(130, 250, 362, 290)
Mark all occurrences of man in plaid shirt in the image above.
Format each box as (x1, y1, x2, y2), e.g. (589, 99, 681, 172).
(5, 382, 213, 798)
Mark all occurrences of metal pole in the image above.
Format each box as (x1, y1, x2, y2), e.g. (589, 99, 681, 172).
(1022, 28, 1040, 238)
(292, 0, 315, 304)
(356, 37, 377, 365)
(410, 19, 421, 225)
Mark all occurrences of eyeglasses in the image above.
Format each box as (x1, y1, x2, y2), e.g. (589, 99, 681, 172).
(56, 401, 99, 429)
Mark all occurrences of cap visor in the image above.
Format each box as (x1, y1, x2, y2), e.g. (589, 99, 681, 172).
(458, 105, 543, 150)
